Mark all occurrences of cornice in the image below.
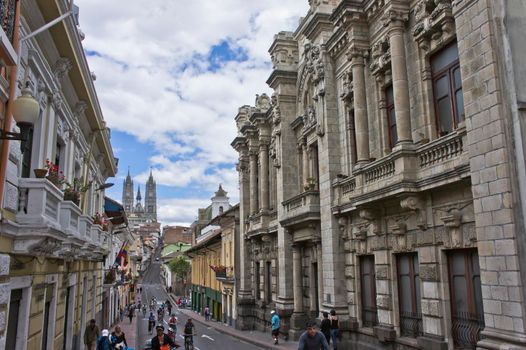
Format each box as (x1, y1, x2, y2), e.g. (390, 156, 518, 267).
(266, 69, 298, 88)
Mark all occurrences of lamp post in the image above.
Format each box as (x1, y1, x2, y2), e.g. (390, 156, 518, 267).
(0, 84, 40, 151)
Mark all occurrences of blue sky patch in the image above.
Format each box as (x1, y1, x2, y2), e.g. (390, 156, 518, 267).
(208, 40, 248, 72)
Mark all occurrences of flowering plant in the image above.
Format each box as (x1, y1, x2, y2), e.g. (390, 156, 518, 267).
(209, 264, 227, 272)
(44, 159, 65, 184)
(93, 212, 105, 225)
(64, 177, 92, 194)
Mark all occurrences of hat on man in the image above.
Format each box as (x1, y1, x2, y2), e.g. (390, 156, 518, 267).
(271, 310, 276, 314)
(156, 325, 165, 331)
(102, 329, 109, 337)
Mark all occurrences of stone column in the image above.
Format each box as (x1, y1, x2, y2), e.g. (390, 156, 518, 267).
(316, 242, 324, 313)
(259, 141, 270, 212)
(302, 143, 310, 186)
(249, 147, 259, 215)
(309, 252, 317, 316)
(292, 245, 304, 313)
(387, 12, 412, 144)
(350, 48, 370, 163)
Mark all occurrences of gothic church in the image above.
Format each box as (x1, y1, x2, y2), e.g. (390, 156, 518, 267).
(122, 169, 157, 226)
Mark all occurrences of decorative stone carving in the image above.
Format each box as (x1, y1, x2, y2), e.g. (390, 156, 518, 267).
(255, 93, 271, 111)
(390, 215, 410, 251)
(400, 195, 427, 230)
(53, 57, 72, 80)
(303, 106, 317, 131)
(50, 89, 63, 111)
(359, 209, 380, 235)
(370, 36, 391, 79)
(413, 0, 455, 51)
(436, 201, 471, 248)
(340, 70, 353, 102)
(73, 101, 88, 119)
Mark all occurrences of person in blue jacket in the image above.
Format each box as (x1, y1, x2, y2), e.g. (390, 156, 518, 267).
(271, 310, 281, 345)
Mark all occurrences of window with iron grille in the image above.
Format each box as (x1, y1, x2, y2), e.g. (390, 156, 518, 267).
(397, 253, 422, 337)
(431, 41, 464, 136)
(448, 249, 484, 349)
(360, 255, 378, 327)
(385, 85, 397, 148)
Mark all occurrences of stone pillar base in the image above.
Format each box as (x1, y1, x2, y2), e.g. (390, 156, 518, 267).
(373, 325, 396, 343)
(417, 335, 448, 350)
(235, 298, 255, 331)
(477, 329, 526, 350)
(289, 312, 308, 340)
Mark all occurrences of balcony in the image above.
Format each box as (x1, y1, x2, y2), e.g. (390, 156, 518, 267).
(332, 128, 469, 212)
(214, 267, 235, 284)
(280, 190, 320, 227)
(2, 178, 107, 258)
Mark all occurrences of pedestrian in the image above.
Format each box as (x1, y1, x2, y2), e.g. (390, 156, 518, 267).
(148, 312, 156, 334)
(84, 319, 100, 350)
(110, 325, 128, 350)
(329, 309, 339, 349)
(96, 329, 111, 350)
(204, 305, 210, 321)
(151, 325, 178, 350)
(128, 306, 134, 323)
(320, 312, 331, 345)
(271, 310, 280, 345)
(119, 307, 124, 322)
(298, 322, 329, 350)
(168, 314, 179, 334)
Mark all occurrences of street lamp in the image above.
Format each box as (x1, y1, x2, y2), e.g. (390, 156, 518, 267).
(0, 85, 40, 151)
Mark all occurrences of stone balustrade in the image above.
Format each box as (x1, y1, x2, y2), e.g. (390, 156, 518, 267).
(12, 178, 107, 258)
(280, 190, 320, 227)
(332, 130, 469, 211)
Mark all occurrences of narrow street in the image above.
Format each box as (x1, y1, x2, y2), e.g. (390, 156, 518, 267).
(137, 253, 263, 350)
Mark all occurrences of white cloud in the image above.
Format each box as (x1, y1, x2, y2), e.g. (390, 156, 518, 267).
(76, 0, 308, 224)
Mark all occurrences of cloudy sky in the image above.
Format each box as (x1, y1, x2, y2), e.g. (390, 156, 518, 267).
(76, 0, 308, 226)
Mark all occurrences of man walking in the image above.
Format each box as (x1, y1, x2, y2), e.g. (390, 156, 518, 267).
(298, 322, 329, 350)
(84, 319, 100, 350)
(204, 305, 210, 321)
(271, 310, 280, 345)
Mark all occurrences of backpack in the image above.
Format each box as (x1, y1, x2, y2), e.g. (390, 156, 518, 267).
(97, 336, 111, 350)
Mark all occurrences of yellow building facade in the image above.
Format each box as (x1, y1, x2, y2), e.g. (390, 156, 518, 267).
(0, 1, 118, 349)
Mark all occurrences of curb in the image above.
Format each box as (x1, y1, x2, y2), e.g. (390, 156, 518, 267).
(177, 307, 294, 350)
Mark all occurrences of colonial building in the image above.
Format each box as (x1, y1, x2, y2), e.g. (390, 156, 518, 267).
(187, 186, 235, 323)
(232, 0, 526, 349)
(122, 169, 157, 227)
(0, 1, 119, 349)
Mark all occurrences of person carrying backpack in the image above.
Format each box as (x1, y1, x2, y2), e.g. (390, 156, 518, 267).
(96, 329, 111, 350)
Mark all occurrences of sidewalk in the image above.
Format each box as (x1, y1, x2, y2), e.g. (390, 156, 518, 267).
(112, 310, 139, 350)
(171, 296, 298, 350)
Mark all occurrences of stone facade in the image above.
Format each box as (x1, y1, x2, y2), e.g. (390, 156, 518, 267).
(232, 0, 526, 349)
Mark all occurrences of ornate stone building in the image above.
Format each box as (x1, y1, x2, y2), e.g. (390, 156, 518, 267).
(232, 0, 526, 349)
(122, 169, 158, 227)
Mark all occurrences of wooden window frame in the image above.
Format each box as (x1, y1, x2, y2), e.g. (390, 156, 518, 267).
(431, 43, 464, 136)
(397, 253, 422, 337)
(360, 255, 378, 327)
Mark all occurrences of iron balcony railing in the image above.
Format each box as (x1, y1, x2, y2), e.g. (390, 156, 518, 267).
(451, 311, 485, 348)
(400, 311, 423, 338)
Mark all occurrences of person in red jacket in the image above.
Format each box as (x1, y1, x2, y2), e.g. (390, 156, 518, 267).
(151, 325, 179, 349)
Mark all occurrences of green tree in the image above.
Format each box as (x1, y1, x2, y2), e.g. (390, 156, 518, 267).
(168, 256, 191, 280)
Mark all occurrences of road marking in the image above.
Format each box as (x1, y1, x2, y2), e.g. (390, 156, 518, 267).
(201, 334, 214, 341)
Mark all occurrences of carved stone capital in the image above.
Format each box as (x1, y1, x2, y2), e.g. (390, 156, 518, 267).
(53, 57, 73, 81)
(73, 101, 88, 119)
(400, 195, 427, 230)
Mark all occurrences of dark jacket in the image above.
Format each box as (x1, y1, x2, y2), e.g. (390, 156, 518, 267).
(84, 325, 100, 344)
(320, 319, 331, 336)
(151, 334, 178, 349)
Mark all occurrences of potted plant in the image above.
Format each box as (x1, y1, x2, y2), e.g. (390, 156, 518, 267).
(33, 168, 48, 178)
(63, 177, 91, 206)
(44, 159, 64, 186)
(93, 212, 105, 225)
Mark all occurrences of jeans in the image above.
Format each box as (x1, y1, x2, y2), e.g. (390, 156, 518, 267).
(330, 329, 339, 349)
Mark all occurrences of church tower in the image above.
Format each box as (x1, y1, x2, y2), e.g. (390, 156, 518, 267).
(135, 185, 144, 213)
(145, 169, 157, 221)
(122, 168, 134, 212)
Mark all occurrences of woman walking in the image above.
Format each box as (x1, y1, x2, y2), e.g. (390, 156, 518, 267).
(110, 325, 128, 350)
(330, 309, 340, 350)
